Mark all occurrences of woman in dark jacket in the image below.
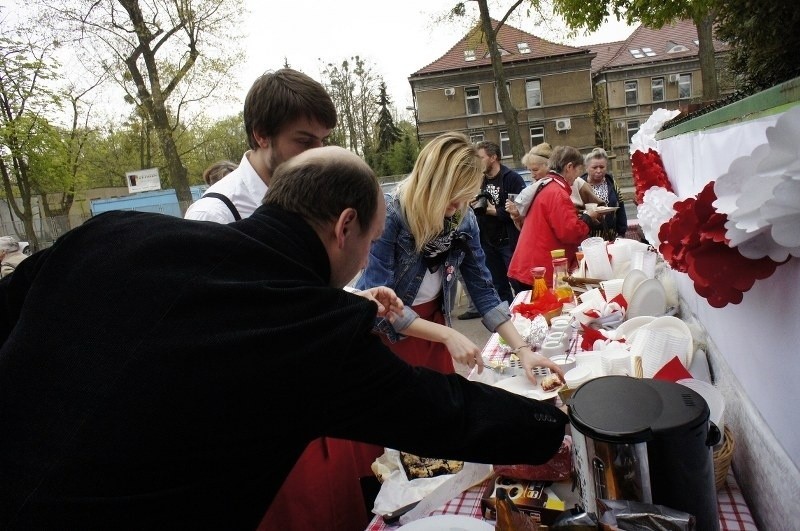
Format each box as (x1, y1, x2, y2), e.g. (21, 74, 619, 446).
(581, 148, 628, 241)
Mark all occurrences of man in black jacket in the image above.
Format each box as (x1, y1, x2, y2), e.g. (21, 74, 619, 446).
(0, 147, 567, 530)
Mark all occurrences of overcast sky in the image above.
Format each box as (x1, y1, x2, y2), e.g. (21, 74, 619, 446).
(236, 0, 636, 118)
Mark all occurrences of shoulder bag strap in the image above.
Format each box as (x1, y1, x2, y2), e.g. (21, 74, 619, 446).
(202, 192, 242, 221)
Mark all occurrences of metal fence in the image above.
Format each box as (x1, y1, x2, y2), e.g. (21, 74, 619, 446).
(1, 213, 91, 252)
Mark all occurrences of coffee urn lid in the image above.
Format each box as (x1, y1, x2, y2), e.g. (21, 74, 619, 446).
(568, 376, 710, 444)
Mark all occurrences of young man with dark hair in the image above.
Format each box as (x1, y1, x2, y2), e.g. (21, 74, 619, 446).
(463, 141, 525, 313)
(185, 68, 337, 222)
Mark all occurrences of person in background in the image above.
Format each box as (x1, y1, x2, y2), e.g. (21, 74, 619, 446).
(507, 142, 553, 230)
(202, 160, 238, 186)
(581, 147, 628, 241)
(507, 146, 601, 292)
(458, 141, 524, 319)
(0, 146, 569, 529)
(0, 237, 28, 279)
(356, 133, 562, 378)
(185, 68, 336, 222)
(507, 143, 604, 231)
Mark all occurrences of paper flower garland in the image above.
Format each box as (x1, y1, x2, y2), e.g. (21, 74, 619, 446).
(658, 182, 781, 307)
(713, 105, 800, 261)
(630, 108, 795, 308)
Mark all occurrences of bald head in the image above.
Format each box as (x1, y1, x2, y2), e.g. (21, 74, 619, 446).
(264, 146, 381, 233)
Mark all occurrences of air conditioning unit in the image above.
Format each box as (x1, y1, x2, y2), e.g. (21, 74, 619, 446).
(443, 87, 456, 96)
(615, 121, 625, 129)
(668, 74, 680, 83)
(555, 118, 572, 132)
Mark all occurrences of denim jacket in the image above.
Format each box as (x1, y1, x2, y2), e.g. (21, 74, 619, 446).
(355, 194, 510, 342)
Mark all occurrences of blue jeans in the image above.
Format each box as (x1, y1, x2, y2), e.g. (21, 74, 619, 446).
(480, 241, 514, 305)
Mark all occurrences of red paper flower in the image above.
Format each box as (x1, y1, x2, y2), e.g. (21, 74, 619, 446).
(657, 182, 782, 307)
(631, 149, 674, 204)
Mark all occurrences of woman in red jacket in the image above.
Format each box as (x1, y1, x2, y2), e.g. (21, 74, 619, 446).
(507, 146, 601, 292)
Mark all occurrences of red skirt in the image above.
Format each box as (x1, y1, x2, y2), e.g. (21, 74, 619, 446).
(258, 438, 368, 531)
(260, 299, 454, 530)
(380, 297, 455, 374)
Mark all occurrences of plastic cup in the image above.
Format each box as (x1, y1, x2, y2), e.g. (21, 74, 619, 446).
(540, 339, 564, 359)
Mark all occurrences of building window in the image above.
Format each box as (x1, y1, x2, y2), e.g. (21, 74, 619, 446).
(629, 49, 644, 59)
(469, 132, 484, 144)
(627, 120, 640, 143)
(525, 79, 541, 108)
(517, 42, 531, 54)
(530, 126, 544, 148)
(651, 77, 665, 102)
(625, 80, 638, 106)
(499, 130, 511, 158)
(494, 81, 511, 112)
(678, 74, 691, 99)
(465, 87, 481, 115)
(667, 41, 690, 53)
(642, 47, 656, 57)
(464, 50, 476, 62)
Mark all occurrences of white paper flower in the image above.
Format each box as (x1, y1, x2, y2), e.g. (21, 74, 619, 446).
(629, 109, 681, 155)
(714, 105, 800, 261)
(637, 186, 679, 248)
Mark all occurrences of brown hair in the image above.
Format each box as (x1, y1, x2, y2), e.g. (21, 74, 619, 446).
(549, 145, 584, 173)
(244, 69, 337, 150)
(202, 160, 238, 186)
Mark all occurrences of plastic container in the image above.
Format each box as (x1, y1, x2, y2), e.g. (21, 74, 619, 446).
(564, 366, 593, 389)
(550, 249, 574, 301)
(530, 266, 548, 301)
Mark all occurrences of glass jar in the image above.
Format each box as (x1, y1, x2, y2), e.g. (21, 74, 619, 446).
(551, 249, 574, 301)
(530, 266, 548, 302)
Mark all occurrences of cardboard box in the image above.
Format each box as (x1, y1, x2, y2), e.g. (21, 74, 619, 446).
(481, 474, 565, 524)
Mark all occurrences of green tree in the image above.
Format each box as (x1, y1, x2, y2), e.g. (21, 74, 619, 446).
(385, 125, 419, 176)
(0, 29, 62, 250)
(715, 0, 800, 92)
(46, 0, 244, 211)
(321, 56, 380, 158)
(369, 82, 402, 175)
(552, 0, 720, 101)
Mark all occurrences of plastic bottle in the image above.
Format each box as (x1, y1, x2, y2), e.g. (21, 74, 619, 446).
(530, 266, 548, 302)
(550, 249, 574, 301)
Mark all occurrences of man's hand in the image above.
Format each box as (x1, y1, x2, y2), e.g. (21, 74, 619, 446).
(355, 287, 404, 322)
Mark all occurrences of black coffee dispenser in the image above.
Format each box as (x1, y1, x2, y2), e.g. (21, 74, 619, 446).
(568, 376, 721, 530)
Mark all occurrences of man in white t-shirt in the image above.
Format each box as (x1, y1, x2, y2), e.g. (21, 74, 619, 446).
(185, 69, 336, 222)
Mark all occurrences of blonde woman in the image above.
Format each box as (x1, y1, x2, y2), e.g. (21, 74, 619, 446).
(356, 132, 562, 380)
(507, 143, 553, 229)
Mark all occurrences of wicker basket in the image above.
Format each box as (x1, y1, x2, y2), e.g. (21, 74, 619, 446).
(713, 426, 734, 490)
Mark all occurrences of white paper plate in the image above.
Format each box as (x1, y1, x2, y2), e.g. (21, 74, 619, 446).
(611, 315, 656, 341)
(492, 374, 560, 401)
(625, 278, 666, 319)
(676, 378, 725, 433)
(621, 269, 648, 303)
(595, 206, 619, 214)
(641, 316, 694, 367)
(399, 515, 494, 530)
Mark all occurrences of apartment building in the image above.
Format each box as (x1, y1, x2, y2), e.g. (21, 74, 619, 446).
(409, 19, 732, 182)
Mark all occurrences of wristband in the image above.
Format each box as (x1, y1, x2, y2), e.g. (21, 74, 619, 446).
(509, 344, 532, 355)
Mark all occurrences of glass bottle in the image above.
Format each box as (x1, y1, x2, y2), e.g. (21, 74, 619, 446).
(550, 249, 574, 301)
(530, 266, 548, 302)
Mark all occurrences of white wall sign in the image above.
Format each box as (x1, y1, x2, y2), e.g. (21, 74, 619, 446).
(125, 167, 161, 193)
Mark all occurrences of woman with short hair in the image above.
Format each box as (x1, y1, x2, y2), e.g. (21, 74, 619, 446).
(581, 147, 628, 241)
(507, 146, 602, 292)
